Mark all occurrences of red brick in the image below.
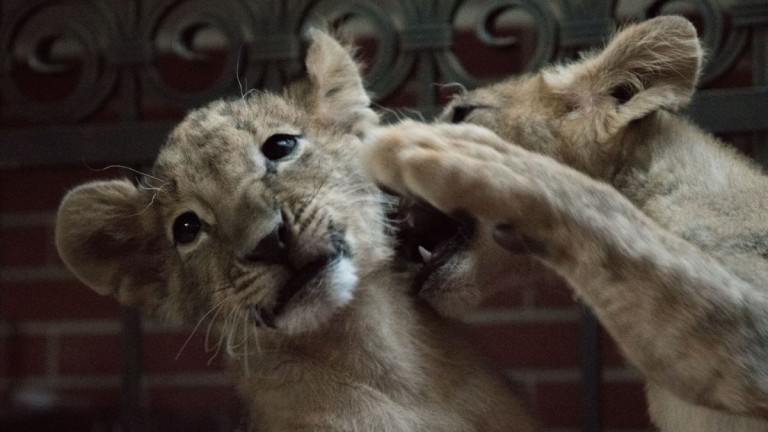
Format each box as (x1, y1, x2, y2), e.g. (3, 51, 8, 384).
(54, 387, 122, 410)
(0, 389, 10, 414)
(601, 329, 631, 368)
(58, 334, 121, 375)
(603, 381, 651, 429)
(535, 381, 650, 429)
(0, 166, 127, 213)
(0, 334, 47, 377)
(533, 273, 577, 308)
(0, 225, 50, 268)
(59, 332, 230, 377)
(148, 385, 239, 417)
(1, 386, 121, 429)
(535, 381, 582, 427)
(468, 322, 580, 369)
(0, 333, 7, 378)
(1, 280, 121, 321)
(144, 332, 226, 374)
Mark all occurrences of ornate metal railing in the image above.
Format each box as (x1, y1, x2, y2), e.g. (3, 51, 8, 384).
(2, 1, 767, 431)
(2, 0, 767, 167)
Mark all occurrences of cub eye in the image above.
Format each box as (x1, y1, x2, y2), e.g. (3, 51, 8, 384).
(262, 134, 299, 161)
(451, 105, 477, 123)
(173, 211, 202, 245)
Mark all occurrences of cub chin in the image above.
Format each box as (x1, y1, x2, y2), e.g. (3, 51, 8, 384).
(55, 30, 537, 432)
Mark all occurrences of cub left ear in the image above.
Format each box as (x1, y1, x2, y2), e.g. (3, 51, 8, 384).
(302, 29, 378, 135)
(55, 180, 166, 308)
(545, 16, 703, 140)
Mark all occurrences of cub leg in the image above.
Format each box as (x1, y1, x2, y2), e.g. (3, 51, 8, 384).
(364, 121, 768, 417)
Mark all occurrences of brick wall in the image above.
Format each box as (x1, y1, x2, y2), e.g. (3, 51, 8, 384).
(0, 166, 651, 431)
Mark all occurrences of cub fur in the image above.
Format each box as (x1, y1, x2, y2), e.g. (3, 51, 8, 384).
(364, 16, 768, 432)
(55, 31, 536, 431)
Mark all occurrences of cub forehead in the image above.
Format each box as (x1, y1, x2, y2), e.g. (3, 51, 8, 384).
(169, 95, 304, 149)
(149, 94, 313, 218)
(157, 125, 256, 185)
(155, 94, 307, 178)
(451, 75, 563, 121)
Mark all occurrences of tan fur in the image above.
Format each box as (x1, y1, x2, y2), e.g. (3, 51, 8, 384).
(363, 17, 768, 431)
(55, 30, 536, 431)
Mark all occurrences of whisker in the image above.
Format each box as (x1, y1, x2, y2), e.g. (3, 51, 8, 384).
(204, 300, 227, 352)
(228, 307, 251, 352)
(373, 103, 408, 122)
(236, 42, 245, 99)
(137, 177, 171, 193)
(223, 301, 242, 358)
(175, 296, 230, 361)
(84, 162, 169, 185)
(123, 192, 159, 218)
(434, 81, 468, 94)
(400, 107, 427, 123)
(242, 308, 251, 376)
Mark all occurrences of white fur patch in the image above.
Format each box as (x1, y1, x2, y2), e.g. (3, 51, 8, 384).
(543, 66, 575, 89)
(274, 256, 358, 335)
(328, 257, 357, 306)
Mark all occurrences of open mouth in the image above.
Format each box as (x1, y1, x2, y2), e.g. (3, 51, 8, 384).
(248, 253, 342, 329)
(390, 195, 475, 291)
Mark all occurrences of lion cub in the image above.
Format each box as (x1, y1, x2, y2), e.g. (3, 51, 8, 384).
(55, 31, 536, 431)
(365, 17, 768, 432)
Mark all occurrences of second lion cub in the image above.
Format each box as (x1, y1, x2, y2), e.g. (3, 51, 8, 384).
(365, 16, 768, 432)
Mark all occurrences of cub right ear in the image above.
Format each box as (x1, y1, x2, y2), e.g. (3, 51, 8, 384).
(55, 180, 166, 308)
(544, 16, 703, 141)
(302, 29, 378, 135)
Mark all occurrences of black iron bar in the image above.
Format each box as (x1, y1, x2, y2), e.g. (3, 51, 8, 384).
(581, 304, 602, 432)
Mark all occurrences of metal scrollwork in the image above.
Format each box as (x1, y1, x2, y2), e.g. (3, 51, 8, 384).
(0, 0, 765, 125)
(143, 0, 253, 107)
(301, 0, 404, 100)
(474, 0, 558, 73)
(1, 0, 121, 122)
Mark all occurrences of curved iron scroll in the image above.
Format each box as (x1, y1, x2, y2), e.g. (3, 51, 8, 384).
(2, 0, 767, 128)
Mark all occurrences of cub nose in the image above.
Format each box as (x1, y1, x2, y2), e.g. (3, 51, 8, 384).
(241, 222, 289, 264)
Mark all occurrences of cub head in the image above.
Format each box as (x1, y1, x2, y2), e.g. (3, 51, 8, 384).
(394, 17, 704, 315)
(55, 30, 386, 336)
(442, 16, 702, 179)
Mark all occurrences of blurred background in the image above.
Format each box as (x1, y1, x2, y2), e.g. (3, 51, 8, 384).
(2, 0, 767, 431)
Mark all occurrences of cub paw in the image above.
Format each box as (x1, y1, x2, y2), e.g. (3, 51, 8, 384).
(362, 121, 517, 218)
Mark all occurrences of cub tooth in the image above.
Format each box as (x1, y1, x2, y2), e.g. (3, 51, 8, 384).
(406, 212, 416, 228)
(418, 245, 433, 262)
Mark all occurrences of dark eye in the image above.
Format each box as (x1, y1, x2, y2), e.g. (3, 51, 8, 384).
(451, 105, 477, 123)
(173, 211, 202, 245)
(262, 134, 299, 161)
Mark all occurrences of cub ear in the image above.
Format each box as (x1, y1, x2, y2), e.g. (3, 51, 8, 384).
(55, 180, 166, 308)
(302, 29, 378, 134)
(545, 16, 703, 140)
